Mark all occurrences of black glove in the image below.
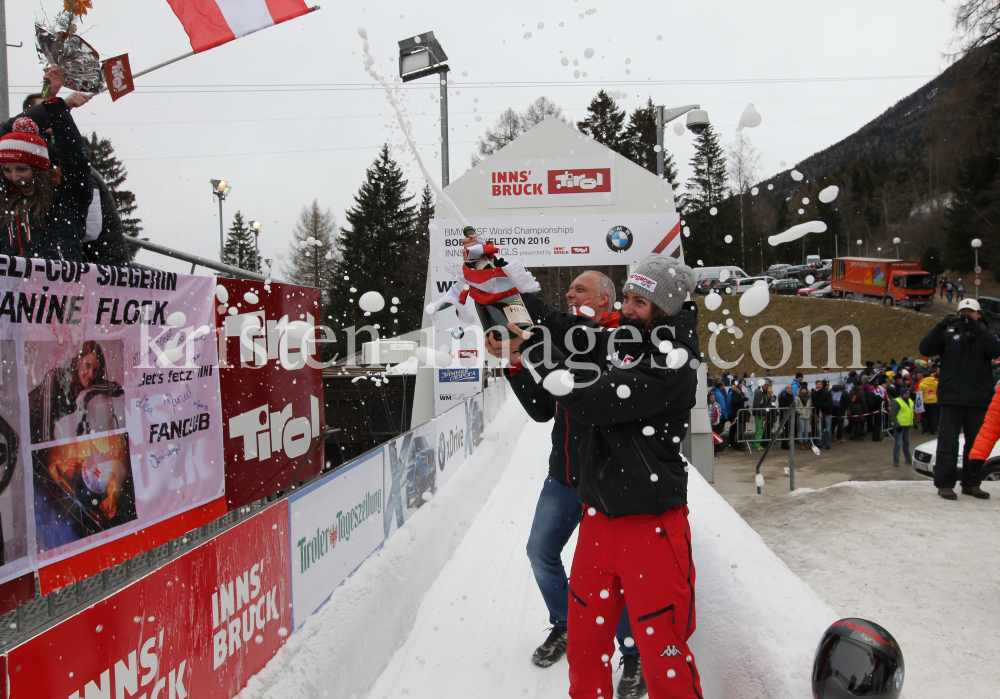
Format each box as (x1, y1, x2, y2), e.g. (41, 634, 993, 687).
(966, 458, 985, 475)
(939, 314, 960, 329)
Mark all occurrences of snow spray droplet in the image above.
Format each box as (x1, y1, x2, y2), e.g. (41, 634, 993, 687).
(724, 235, 733, 244)
(682, 226, 690, 237)
(616, 384, 631, 399)
(719, 270, 731, 282)
(667, 669, 677, 679)
(767, 220, 827, 246)
(359, 291, 385, 312)
(767, 184, 774, 190)
(653, 144, 662, 152)
(642, 426, 655, 436)
(818, 185, 840, 203)
(736, 103, 762, 132)
(751, 187, 759, 195)
(739, 283, 770, 317)
(650, 473, 659, 482)
(596, 616, 605, 625)
(790, 169, 804, 181)
(755, 474, 765, 488)
(215, 285, 229, 304)
(798, 209, 805, 215)
(166, 311, 186, 328)
(705, 292, 722, 311)
(658, 340, 673, 353)
(544, 369, 575, 396)
(802, 197, 810, 205)
(600, 589, 610, 599)
(278, 627, 288, 637)
(806, 275, 815, 284)
(780, 161, 787, 167)
(614, 301, 622, 310)
(709, 207, 718, 216)
(561, 57, 569, 66)
(584, 47, 595, 58)
(588, 507, 597, 516)
(674, 121, 685, 135)
(244, 292, 259, 305)
(578, 304, 596, 317)
(275, 250, 286, 260)
(537, 21, 544, 29)
(523, 31, 532, 39)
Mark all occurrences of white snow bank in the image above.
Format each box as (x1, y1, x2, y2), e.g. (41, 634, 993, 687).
(686, 468, 839, 698)
(741, 479, 1000, 699)
(235, 399, 529, 699)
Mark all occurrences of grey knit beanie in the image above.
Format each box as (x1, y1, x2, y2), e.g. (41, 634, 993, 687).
(622, 254, 696, 316)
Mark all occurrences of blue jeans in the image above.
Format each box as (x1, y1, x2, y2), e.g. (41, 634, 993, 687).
(893, 426, 911, 463)
(796, 416, 811, 444)
(526, 476, 636, 655)
(819, 414, 832, 446)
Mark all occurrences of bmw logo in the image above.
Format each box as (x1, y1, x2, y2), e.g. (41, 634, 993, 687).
(893, 668, 903, 693)
(438, 434, 446, 470)
(606, 225, 633, 252)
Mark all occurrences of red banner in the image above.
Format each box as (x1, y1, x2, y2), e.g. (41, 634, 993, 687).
(7, 501, 291, 699)
(216, 279, 325, 509)
(102, 54, 135, 102)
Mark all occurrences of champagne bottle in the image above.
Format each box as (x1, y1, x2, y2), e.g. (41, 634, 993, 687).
(467, 255, 532, 341)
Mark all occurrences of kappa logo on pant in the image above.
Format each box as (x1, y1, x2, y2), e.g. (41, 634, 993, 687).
(660, 645, 682, 657)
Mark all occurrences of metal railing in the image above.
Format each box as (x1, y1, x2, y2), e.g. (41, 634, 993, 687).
(125, 237, 270, 282)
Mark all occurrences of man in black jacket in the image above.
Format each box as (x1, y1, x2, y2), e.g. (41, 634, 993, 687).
(919, 299, 1000, 500)
(777, 384, 795, 449)
(487, 270, 644, 697)
(811, 380, 833, 450)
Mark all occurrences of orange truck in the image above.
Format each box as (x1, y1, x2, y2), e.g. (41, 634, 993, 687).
(830, 257, 936, 309)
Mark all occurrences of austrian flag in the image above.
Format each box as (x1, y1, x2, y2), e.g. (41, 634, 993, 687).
(166, 0, 316, 53)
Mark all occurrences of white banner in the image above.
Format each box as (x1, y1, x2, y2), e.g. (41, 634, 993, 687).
(288, 449, 385, 629)
(486, 156, 617, 208)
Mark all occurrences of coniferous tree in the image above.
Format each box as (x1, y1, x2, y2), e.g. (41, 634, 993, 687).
(686, 123, 729, 211)
(327, 145, 419, 360)
(87, 132, 143, 259)
(221, 211, 260, 275)
(943, 150, 998, 271)
(577, 90, 626, 152)
(471, 97, 566, 165)
(622, 98, 678, 184)
(284, 200, 337, 301)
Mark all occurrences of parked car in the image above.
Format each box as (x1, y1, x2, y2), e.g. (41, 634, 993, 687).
(808, 283, 836, 298)
(406, 434, 437, 507)
(772, 279, 807, 295)
(797, 280, 831, 297)
(729, 276, 776, 294)
(979, 296, 1000, 335)
(781, 265, 811, 281)
(912, 435, 1000, 481)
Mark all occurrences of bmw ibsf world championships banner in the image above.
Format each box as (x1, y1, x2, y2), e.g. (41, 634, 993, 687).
(427, 213, 681, 416)
(0, 256, 225, 586)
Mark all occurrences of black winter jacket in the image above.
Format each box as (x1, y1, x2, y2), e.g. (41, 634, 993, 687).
(0, 98, 91, 262)
(811, 388, 833, 415)
(506, 363, 588, 487)
(518, 294, 699, 517)
(919, 316, 1000, 407)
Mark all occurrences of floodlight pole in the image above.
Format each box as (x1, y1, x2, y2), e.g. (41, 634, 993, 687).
(0, 0, 8, 122)
(655, 104, 700, 179)
(216, 194, 225, 261)
(439, 68, 450, 186)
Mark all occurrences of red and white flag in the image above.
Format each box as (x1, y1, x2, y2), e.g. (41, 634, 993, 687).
(166, 0, 315, 53)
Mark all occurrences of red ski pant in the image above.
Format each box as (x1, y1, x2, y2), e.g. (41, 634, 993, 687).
(567, 507, 702, 699)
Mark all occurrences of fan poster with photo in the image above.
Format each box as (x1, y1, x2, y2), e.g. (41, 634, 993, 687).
(0, 256, 226, 583)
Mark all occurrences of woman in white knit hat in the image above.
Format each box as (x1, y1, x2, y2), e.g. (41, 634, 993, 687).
(509, 252, 704, 699)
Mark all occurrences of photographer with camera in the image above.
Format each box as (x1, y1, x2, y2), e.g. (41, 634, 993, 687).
(919, 299, 1000, 500)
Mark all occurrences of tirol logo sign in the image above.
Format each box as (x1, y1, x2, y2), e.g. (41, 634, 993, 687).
(228, 395, 323, 462)
(487, 156, 616, 209)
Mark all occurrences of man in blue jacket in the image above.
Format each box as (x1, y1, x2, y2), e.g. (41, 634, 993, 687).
(486, 270, 646, 699)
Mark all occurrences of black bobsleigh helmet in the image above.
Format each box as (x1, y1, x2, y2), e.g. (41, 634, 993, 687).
(812, 618, 904, 699)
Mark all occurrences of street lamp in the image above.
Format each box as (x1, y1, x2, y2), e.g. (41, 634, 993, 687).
(210, 179, 232, 261)
(893, 237, 901, 259)
(856, 239, 863, 257)
(654, 105, 709, 179)
(399, 32, 450, 186)
(250, 220, 263, 268)
(972, 238, 982, 299)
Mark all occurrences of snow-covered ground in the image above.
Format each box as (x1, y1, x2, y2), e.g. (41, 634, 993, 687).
(740, 481, 1000, 699)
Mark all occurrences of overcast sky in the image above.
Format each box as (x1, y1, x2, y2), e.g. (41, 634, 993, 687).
(3, 0, 960, 275)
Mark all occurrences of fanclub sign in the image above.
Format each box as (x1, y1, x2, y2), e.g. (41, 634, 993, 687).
(102, 53, 135, 101)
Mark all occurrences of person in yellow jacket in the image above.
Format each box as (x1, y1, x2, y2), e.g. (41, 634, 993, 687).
(889, 387, 916, 467)
(915, 371, 939, 434)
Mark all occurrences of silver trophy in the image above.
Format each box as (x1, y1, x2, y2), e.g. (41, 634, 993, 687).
(35, 23, 105, 94)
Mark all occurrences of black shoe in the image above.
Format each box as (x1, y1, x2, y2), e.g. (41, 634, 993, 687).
(938, 488, 958, 500)
(531, 627, 568, 667)
(961, 486, 991, 500)
(617, 654, 647, 699)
